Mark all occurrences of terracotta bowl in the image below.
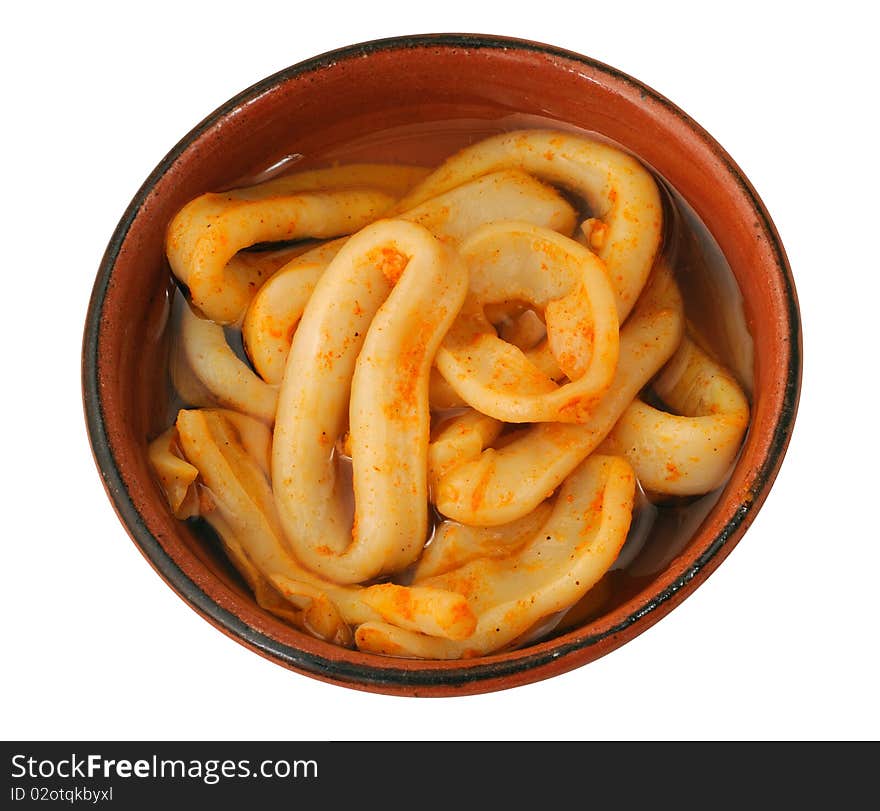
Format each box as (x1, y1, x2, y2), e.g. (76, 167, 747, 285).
(82, 33, 801, 696)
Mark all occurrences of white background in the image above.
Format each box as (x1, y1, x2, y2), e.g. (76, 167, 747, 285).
(3, 1, 877, 741)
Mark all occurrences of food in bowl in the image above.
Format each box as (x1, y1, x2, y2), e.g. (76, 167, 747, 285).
(147, 124, 752, 660)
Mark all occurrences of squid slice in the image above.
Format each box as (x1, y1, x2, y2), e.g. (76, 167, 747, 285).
(271, 577, 476, 642)
(210, 514, 303, 627)
(148, 409, 272, 520)
(357, 584, 477, 640)
(606, 336, 750, 495)
(175, 408, 476, 639)
(207, 409, 273, 479)
(355, 455, 636, 659)
(301, 592, 355, 648)
(147, 427, 199, 519)
(436, 222, 619, 423)
(272, 219, 469, 584)
(218, 170, 427, 322)
(428, 409, 504, 487)
(168, 165, 429, 326)
(412, 502, 555, 582)
(241, 171, 576, 387)
(394, 130, 663, 320)
(401, 169, 576, 243)
(263, 578, 353, 646)
(242, 240, 347, 385)
(179, 302, 278, 423)
(167, 187, 395, 324)
(432, 263, 684, 526)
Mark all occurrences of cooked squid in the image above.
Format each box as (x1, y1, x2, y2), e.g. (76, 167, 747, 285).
(394, 129, 663, 319)
(355, 455, 635, 658)
(176, 408, 476, 640)
(168, 188, 395, 324)
(604, 336, 750, 495)
(431, 263, 684, 526)
(167, 163, 435, 323)
(241, 170, 576, 386)
(272, 219, 469, 584)
(435, 221, 619, 423)
(150, 129, 751, 660)
(179, 302, 278, 423)
(412, 502, 554, 582)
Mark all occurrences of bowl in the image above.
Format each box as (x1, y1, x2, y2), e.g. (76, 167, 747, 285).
(82, 33, 801, 696)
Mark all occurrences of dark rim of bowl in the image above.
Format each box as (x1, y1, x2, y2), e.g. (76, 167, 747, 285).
(82, 32, 802, 692)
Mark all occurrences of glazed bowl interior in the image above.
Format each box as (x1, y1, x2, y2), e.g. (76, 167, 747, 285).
(84, 34, 800, 696)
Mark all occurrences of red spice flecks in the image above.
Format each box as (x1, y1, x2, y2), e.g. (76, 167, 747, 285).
(378, 247, 409, 285)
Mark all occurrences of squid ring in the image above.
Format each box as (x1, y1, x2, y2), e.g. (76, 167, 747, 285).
(272, 219, 469, 584)
(241, 171, 576, 385)
(355, 455, 635, 659)
(435, 222, 619, 423)
(201, 163, 431, 322)
(176, 408, 477, 640)
(167, 163, 431, 324)
(606, 336, 750, 495)
(432, 263, 684, 526)
(394, 129, 663, 319)
(167, 187, 396, 324)
(179, 302, 278, 423)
